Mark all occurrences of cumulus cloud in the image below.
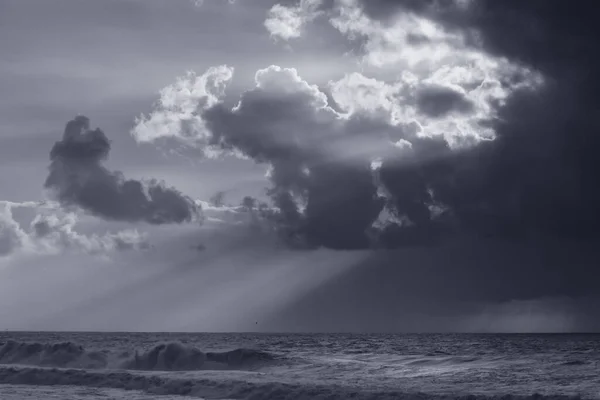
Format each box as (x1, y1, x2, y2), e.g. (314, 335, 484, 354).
(272, 0, 542, 142)
(132, 0, 600, 251)
(328, 0, 471, 68)
(132, 66, 233, 151)
(45, 116, 199, 224)
(132, 54, 539, 249)
(134, 65, 387, 248)
(0, 201, 148, 259)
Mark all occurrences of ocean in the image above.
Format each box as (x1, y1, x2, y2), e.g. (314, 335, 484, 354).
(0, 332, 598, 399)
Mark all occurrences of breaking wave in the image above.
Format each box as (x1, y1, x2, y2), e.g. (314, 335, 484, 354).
(125, 343, 277, 371)
(0, 340, 278, 371)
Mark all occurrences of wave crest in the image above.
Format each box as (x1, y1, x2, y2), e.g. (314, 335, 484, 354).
(0, 341, 107, 369)
(0, 340, 277, 371)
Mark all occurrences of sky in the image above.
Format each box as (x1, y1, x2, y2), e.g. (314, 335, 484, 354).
(0, 0, 599, 333)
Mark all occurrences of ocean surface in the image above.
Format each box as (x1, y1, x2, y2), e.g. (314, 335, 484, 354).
(0, 332, 598, 399)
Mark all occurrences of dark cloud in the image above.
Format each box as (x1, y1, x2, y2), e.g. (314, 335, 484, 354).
(201, 67, 393, 249)
(415, 85, 474, 118)
(198, 57, 590, 251)
(320, 0, 600, 244)
(302, 162, 383, 249)
(45, 116, 198, 224)
(138, 0, 600, 254)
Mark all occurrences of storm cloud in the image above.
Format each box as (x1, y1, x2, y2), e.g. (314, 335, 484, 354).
(268, 0, 600, 245)
(132, 61, 536, 248)
(344, 0, 600, 240)
(45, 116, 199, 225)
(132, 0, 600, 253)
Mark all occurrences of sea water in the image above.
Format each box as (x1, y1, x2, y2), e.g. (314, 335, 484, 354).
(0, 331, 599, 399)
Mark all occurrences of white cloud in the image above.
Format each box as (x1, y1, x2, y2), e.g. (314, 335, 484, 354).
(259, 0, 543, 147)
(131, 55, 541, 179)
(130, 63, 471, 165)
(131, 65, 234, 153)
(132, 65, 346, 159)
(328, 72, 399, 122)
(329, 0, 465, 69)
(254, 65, 328, 106)
(0, 201, 149, 260)
(31, 213, 149, 254)
(138, 0, 545, 162)
(328, 0, 543, 144)
(329, 71, 488, 146)
(264, 0, 323, 40)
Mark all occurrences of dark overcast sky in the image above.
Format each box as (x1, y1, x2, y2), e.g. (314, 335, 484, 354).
(0, 0, 598, 333)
